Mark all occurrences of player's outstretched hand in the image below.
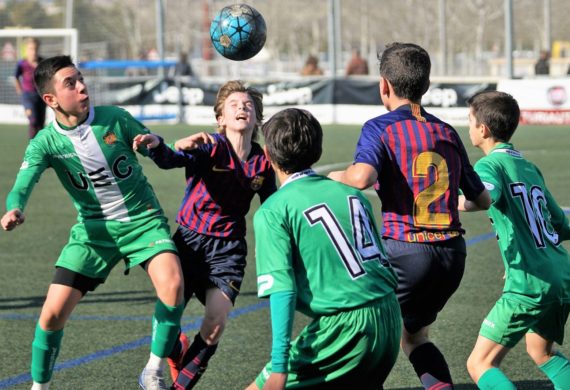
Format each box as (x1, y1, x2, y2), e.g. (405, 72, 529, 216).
(174, 132, 216, 151)
(1, 209, 25, 231)
(132, 134, 160, 151)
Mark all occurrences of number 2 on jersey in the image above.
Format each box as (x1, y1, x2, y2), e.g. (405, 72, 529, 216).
(413, 151, 451, 228)
(304, 196, 385, 279)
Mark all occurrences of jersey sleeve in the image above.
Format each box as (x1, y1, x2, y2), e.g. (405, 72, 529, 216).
(353, 121, 385, 172)
(148, 137, 198, 169)
(474, 158, 502, 204)
(269, 290, 296, 373)
(5, 140, 49, 212)
(14, 61, 23, 79)
(254, 207, 296, 298)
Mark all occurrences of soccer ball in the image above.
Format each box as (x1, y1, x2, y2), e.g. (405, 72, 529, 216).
(210, 4, 267, 61)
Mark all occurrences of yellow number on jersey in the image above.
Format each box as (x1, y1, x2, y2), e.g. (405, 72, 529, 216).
(412, 151, 451, 228)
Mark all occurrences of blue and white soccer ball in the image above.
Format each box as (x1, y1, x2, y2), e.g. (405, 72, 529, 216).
(210, 4, 267, 61)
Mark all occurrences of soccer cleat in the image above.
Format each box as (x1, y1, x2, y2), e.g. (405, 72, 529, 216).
(139, 368, 168, 390)
(167, 332, 190, 381)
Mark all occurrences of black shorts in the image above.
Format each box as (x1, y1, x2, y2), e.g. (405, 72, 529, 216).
(382, 236, 466, 334)
(173, 225, 247, 305)
(52, 266, 104, 296)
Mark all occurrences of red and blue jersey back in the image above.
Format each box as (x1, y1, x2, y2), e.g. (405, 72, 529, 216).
(150, 133, 276, 238)
(354, 104, 484, 243)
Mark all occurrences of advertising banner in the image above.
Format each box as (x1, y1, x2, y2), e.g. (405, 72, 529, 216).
(498, 79, 570, 125)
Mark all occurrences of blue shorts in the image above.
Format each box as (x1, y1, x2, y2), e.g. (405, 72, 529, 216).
(173, 225, 247, 305)
(382, 236, 466, 333)
(22, 91, 46, 131)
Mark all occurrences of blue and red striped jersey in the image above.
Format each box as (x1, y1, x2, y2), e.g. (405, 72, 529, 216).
(150, 133, 276, 238)
(354, 104, 485, 243)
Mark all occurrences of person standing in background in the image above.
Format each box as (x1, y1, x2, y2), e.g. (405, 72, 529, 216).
(14, 38, 46, 139)
(534, 50, 550, 76)
(346, 49, 369, 76)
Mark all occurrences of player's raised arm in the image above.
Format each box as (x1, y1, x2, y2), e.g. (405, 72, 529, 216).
(328, 162, 378, 190)
(173, 131, 216, 151)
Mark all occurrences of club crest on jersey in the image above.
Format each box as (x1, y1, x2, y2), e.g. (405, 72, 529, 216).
(250, 175, 264, 191)
(103, 131, 117, 145)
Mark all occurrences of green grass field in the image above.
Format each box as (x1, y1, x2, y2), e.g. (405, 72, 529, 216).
(1, 122, 569, 389)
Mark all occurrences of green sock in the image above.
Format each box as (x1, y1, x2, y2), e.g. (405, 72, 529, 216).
(151, 299, 184, 358)
(30, 323, 63, 383)
(477, 367, 516, 390)
(539, 352, 570, 390)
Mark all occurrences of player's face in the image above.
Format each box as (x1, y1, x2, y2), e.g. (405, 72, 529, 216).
(49, 66, 90, 120)
(468, 108, 483, 147)
(217, 92, 256, 134)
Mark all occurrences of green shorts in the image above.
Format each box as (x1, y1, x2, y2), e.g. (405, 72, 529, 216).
(480, 296, 570, 348)
(255, 293, 402, 389)
(56, 215, 177, 280)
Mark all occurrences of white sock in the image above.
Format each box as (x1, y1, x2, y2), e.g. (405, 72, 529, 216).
(31, 382, 49, 390)
(145, 352, 165, 372)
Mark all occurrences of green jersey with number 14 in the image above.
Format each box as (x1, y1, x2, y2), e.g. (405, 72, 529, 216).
(6, 106, 163, 222)
(474, 143, 570, 307)
(254, 171, 397, 318)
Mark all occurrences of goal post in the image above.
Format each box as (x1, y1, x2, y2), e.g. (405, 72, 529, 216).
(0, 28, 79, 121)
(0, 28, 79, 62)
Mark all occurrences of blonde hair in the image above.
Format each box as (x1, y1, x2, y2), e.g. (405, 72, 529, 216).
(214, 80, 263, 141)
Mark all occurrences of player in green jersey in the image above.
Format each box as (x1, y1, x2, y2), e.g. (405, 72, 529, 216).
(245, 108, 402, 390)
(0, 55, 185, 390)
(459, 91, 570, 389)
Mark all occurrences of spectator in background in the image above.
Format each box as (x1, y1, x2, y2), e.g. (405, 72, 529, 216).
(14, 37, 46, 139)
(346, 48, 369, 76)
(534, 50, 550, 76)
(300, 55, 323, 76)
(171, 52, 194, 78)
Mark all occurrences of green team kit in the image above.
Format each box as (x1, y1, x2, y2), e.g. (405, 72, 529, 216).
(6, 106, 177, 278)
(474, 143, 570, 346)
(254, 171, 401, 387)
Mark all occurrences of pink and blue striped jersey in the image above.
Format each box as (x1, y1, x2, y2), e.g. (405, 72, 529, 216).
(150, 133, 276, 238)
(354, 104, 485, 243)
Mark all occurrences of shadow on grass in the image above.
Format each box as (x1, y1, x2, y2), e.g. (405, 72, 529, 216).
(0, 289, 261, 311)
(388, 379, 552, 389)
(0, 289, 156, 310)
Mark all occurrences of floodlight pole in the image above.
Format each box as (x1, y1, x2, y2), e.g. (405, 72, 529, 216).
(327, 0, 341, 78)
(156, 0, 166, 78)
(544, 0, 551, 51)
(439, 0, 447, 75)
(504, 0, 514, 79)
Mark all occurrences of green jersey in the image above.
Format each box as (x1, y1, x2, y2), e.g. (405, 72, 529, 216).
(6, 106, 163, 222)
(254, 171, 398, 318)
(474, 143, 570, 307)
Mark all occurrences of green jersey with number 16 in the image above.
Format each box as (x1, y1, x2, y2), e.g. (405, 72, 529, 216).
(6, 106, 163, 222)
(474, 143, 570, 307)
(254, 171, 398, 318)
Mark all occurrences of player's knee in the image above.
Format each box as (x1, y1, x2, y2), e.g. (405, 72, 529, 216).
(39, 312, 67, 331)
(466, 352, 482, 380)
(526, 344, 551, 365)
